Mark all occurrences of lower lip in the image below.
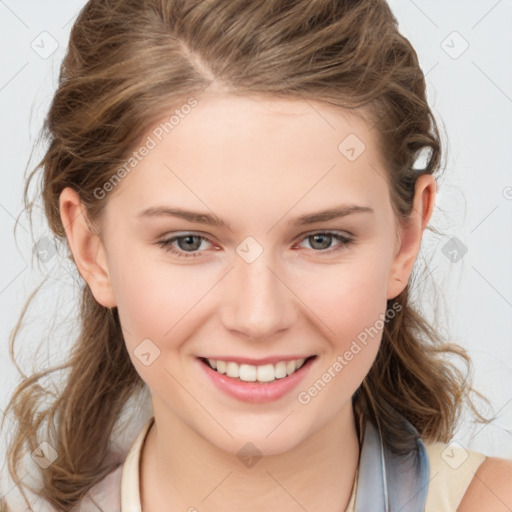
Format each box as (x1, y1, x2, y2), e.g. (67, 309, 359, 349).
(197, 356, 316, 403)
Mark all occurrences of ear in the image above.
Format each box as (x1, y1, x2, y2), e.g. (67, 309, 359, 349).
(59, 186, 117, 308)
(386, 174, 437, 300)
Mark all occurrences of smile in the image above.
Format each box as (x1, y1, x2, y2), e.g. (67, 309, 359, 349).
(197, 355, 317, 403)
(201, 356, 315, 383)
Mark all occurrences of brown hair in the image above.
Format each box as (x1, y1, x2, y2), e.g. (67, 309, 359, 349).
(1, 0, 490, 510)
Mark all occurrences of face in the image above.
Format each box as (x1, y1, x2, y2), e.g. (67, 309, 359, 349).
(82, 94, 418, 455)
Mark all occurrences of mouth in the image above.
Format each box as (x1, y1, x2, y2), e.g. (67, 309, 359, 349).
(198, 355, 317, 384)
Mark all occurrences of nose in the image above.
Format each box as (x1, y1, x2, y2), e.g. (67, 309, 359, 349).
(220, 251, 296, 341)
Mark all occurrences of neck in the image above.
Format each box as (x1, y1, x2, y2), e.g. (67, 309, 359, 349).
(140, 399, 360, 512)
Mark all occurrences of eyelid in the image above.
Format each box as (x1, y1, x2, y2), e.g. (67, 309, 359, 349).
(294, 230, 354, 251)
(157, 230, 218, 246)
(159, 231, 217, 244)
(294, 228, 354, 241)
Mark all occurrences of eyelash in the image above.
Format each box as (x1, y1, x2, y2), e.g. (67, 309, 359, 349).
(156, 231, 354, 259)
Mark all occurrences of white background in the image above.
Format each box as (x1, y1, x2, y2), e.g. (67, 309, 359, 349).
(1, 0, 512, 500)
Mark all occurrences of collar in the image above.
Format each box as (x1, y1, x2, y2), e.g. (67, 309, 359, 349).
(121, 416, 154, 512)
(354, 415, 430, 511)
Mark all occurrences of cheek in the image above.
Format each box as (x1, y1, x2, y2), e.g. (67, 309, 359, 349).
(294, 253, 391, 392)
(296, 252, 392, 340)
(107, 246, 227, 394)
(108, 243, 213, 340)
(295, 261, 389, 416)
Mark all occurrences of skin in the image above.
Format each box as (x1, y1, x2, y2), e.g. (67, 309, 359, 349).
(59, 93, 441, 511)
(458, 457, 512, 511)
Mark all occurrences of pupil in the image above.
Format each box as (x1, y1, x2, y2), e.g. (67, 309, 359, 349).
(311, 234, 331, 250)
(179, 235, 201, 251)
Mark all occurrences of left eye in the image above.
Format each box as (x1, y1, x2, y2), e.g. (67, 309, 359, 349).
(156, 231, 353, 258)
(297, 232, 353, 252)
(156, 233, 212, 258)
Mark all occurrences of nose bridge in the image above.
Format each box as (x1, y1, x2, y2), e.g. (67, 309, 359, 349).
(222, 244, 292, 340)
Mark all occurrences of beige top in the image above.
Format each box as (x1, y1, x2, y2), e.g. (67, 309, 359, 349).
(72, 416, 486, 511)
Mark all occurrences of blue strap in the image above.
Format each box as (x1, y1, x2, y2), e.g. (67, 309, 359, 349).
(354, 415, 430, 511)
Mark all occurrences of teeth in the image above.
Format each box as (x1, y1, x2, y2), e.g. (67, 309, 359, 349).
(205, 357, 309, 383)
(275, 361, 287, 379)
(240, 364, 257, 382)
(286, 360, 296, 375)
(226, 362, 239, 378)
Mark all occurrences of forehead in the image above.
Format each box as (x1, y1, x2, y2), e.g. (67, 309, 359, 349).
(103, 93, 390, 224)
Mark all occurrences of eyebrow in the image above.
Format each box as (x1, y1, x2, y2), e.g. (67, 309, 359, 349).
(137, 204, 374, 229)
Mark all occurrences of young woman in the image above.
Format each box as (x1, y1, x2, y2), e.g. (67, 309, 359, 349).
(2, 0, 512, 510)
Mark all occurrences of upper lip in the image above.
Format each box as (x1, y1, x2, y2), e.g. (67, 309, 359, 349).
(198, 355, 316, 366)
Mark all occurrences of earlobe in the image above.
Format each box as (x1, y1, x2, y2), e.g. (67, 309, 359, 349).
(386, 174, 437, 300)
(59, 187, 117, 308)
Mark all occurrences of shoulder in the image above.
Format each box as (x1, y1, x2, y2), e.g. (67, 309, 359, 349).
(421, 441, 485, 512)
(458, 455, 512, 511)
